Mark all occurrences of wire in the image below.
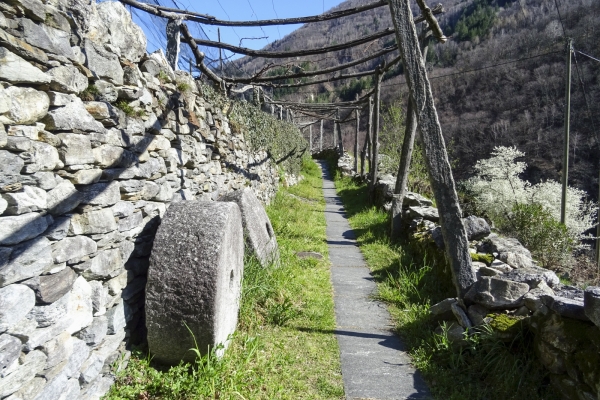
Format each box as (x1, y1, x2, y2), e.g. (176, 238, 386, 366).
(572, 48, 600, 145)
(553, 0, 568, 38)
(576, 50, 600, 64)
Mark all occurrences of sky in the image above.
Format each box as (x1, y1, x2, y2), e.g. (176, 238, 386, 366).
(127, 0, 347, 65)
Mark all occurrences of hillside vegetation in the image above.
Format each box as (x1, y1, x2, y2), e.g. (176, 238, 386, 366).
(231, 0, 600, 201)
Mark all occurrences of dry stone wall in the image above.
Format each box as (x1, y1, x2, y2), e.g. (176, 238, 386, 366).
(0, 1, 291, 399)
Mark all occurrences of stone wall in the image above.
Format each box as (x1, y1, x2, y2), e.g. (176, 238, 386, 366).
(373, 176, 600, 400)
(0, 1, 291, 399)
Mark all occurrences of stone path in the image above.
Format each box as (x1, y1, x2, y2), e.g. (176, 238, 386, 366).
(319, 161, 431, 400)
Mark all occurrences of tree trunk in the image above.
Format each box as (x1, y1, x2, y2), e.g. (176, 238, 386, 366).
(391, 32, 431, 241)
(369, 71, 382, 199)
(354, 99, 360, 173)
(387, 0, 475, 299)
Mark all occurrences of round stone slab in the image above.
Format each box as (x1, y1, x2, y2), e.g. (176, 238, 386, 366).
(146, 201, 243, 365)
(219, 188, 279, 267)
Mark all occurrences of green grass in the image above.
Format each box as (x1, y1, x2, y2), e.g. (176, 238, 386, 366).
(106, 158, 343, 400)
(333, 173, 560, 400)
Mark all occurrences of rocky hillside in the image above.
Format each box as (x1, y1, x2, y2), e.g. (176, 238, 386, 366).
(231, 0, 600, 200)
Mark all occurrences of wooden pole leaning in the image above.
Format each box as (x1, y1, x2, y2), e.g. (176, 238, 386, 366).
(354, 94, 360, 173)
(369, 67, 383, 200)
(387, 0, 476, 299)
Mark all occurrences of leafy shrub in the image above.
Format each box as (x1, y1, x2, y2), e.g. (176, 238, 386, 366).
(454, 0, 498, 41)
(464, 146, 597, 264)
(499, 203, 575, 268)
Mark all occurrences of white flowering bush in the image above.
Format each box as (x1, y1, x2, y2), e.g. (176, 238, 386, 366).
(464, 146, 597, 259)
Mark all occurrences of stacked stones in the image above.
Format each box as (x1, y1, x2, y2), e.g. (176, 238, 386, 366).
(391, 186, 600, 399)
(0, 1, 286, 398)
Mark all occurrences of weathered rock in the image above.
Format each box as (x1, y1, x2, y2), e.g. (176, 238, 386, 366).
(0, 350, 46, 398)
(1, 186, 47, 215)
(93, 80, 118, 103)
(71, 169, 102, 185)
(40, 331, 73, 370)
(84, 101, 111, 120)
(524, 281, 555, 311)
(79, 248, 122, 280)
(584, 286, 600, 328)
(481, 233, 532, 259)
(22, 267, 77, 305)
(23, 141, 61, 173)
(295, 251, 324, 260)
(0, 236, 53, 286)
(47, 65, 88, 94)
(430, 298, 457, 321)
(502, 265, 560, 288)
(0, 333, 21, 376)
(55, 132, 95, 165)
(77, 315, 107, 346)
(43, 98, 105, 132)
(118, 211, 143, 232)
(497, 251, 533, 269)
(83, 39, 124, 85)
(408, 206, 439, 222)
(0, 284, 35, 333)
(89, 280, 107, 316)
(489, 259, 512, 273)
(403, 192, 433, 207)
(467, 304, 489, 326)
(79, 181, 121, 207)
(19, 18, 75, 60)
(46, 180, 82, 215)
(93, 145, 136, 168)
(462, 216, 491, 241)
(47, 91, 75, 107)
(106, 299, 126, 334)
(0, 86, 49, 125)
(465, 276, 530, 309)
(219, 188, 279, 267)
(80, 375, 115, 399)
(27, 289, 70, 328)
(112, 201, 135, 218)
(0, 47, 50, 84)
(147, 201, 244, 364)
(67, 276, 93, 334)
(0, 151, 24, 189)
(69, 208, 118, 235)
(97, 1, 146, 63)
(542, 295, 588, 321)
(52, 236, 97, 264)
(65, 338, 89, 378)
(451, 302, 473, 328)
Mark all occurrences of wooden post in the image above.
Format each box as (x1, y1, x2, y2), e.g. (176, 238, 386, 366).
(309, 124, 313, 153)
(367, 95, 374, 174)
(387, 0, 476, 299)
(333, 118, 337, 148)
(561, 39, 572, 226)
(218, 28, 223, 75)
(391, 29, 432, 241)
(369, 68, 382, 198)
(354, 95, 360, 173)
(166, 19, 181, 70)
(320, 119, 323, 152)
(336, 108, 343, 154)
(279, 105, 283, 120)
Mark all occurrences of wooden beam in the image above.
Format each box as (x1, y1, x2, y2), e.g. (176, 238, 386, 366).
(179, 23, 223, 85)
(387, 0, 475, 299)
(369, 67, 382, 197)
(184, 28, 395, 59)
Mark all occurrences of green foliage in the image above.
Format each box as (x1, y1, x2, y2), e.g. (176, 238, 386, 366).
(337, 77, 373, 101)
(176, 81, 190, 93)
(114, 100, 144, 117)
(79, 85, 99, 101)
(498, 203, 575, 268)
(201, 83, 308, 176)
(470, 252, 494, 265)
(454, 0, 498, 41)
(157, 70, 170, 84)
(107, 159, 343, 400)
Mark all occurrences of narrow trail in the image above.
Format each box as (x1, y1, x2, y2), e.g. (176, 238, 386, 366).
(319, 161, 431, 400)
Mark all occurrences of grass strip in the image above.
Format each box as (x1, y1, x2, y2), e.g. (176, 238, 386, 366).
(333, 173, 560, 400)
(106, 158, 343, 400)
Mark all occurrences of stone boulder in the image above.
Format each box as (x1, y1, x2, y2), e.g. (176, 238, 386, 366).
(462, 216, 491, 241)
(97, 1, 146, 63)
(480, 233, 532, 259)
(501, 265, 560, 288)
(408, 206, 439, 222)
(584, 287, 600, 327)
(146, 201, 244, 365)
(372, 174, 395, 208)
(403, 192, 433, 208)
(219, 188, 279, 267)
(465, 276, 530, 309)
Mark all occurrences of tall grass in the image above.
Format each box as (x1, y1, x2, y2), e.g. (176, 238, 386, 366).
(106, 158, 343, 400)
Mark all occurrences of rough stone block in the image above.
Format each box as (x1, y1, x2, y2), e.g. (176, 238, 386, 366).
(219, 188, 279, 267)
(147, 201, 244, 365)
(482, 233, 532, 259)
(0, 333, 21, 376)
(0, 350, 46, 398)
(0, 86, 49, 125)
(77, 315, 107, 346)
(79, 181, 121, 207)
(0, 284, 35, 333)
(462, 216, 491, 241)
(22, 266, 77, 304)
(79, 248, 122, 280)
(0, 236, 53, 286)
(0, 47, 50, 84)
(83, 38, 124, 85)
(465, 276, 530, 309)
(46, 180, 82, 215)
(408, 206, 439, 222)
(1, 186, 47, 215)
(43, 99, 105, 132)
(47, 65, 88, 94)
(26, 290, 70, 328)
(584, 286, 600, 328)
(502, 265, 560, 288)
(69, 208, 118, 235)
(19, 18, 75, 60)
(66, 276, 93, 334)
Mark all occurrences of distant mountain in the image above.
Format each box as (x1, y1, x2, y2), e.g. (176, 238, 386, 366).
(228, 0, 600, 199)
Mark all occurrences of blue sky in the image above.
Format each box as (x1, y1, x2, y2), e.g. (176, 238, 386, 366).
(129, 0, 346, 63)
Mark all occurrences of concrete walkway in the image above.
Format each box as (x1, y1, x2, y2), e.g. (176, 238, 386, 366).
(319, 161, 431, 400)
